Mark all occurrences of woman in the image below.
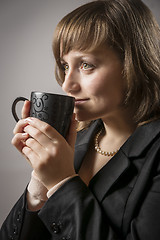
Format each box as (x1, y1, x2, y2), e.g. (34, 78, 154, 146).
(1, 0, 160, 239)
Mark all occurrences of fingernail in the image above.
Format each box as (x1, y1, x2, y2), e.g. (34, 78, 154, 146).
(23, 125, 29, 132)
(22, 133, 28, 136)
(25, 118, 34, 123)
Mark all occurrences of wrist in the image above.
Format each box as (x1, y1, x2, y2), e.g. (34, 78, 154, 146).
(27, 170, 48, 202)
(47, 174, 78, 198)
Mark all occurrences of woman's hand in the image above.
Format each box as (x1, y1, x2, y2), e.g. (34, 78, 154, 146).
(12, 113, 77, 190)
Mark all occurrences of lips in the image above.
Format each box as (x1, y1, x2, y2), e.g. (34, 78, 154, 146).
(75, 98, 89, 105)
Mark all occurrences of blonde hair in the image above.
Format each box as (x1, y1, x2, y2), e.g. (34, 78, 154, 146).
(53, 0, 160, 129)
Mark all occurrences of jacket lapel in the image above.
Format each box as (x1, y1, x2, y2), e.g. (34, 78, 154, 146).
(89, 149, 130, 202)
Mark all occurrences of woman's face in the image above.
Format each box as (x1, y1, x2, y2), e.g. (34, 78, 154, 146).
(61, 47, 126, 121)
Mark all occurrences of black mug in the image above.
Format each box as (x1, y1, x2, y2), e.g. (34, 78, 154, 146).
(12, 91, 75, 138)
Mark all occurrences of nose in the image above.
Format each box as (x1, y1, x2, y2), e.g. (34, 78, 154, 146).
(62, 70, 80, 94)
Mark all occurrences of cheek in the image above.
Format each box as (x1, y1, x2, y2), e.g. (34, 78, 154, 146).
(93, 75, 125, 104)
(82, 72, 108, 94)
(84, 75, 115, 96)
(82, 66, 125, 98)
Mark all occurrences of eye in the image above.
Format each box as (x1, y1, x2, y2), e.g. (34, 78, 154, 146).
(61, 63, 69, 73)
(81, 62, 94, 70)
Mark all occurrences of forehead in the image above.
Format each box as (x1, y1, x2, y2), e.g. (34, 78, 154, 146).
(61, 47, 122, 65)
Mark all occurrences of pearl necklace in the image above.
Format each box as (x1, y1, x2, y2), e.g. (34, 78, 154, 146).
(94, 129, 119, 157)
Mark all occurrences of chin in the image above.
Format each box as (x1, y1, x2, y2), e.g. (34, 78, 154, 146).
(75, 111, 98, 122)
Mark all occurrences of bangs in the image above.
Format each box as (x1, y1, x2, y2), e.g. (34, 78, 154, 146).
(52, 2, 111, 64)
(56, 14, 108, 56)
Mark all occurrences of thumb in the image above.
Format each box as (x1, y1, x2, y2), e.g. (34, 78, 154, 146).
(21, 100, 31, 119)
(66, 113, 77, 149)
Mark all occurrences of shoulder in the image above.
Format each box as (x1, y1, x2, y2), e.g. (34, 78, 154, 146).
(121, 119, 160, 158)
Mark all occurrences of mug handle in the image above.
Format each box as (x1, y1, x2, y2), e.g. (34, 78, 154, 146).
(12, 97, 28, 122)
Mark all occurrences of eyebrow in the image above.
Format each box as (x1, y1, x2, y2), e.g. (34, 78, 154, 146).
(60, 58, 66, 63)
(60, 53, 98, 63)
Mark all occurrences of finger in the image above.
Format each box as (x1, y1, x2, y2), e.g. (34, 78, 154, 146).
(13, 119, 29, 134)
(22, 146, 39, 165)
(25, 137, 45, 158)
(23, 124, 54, 148)
(66, 113, 77, 149)
(21, 100, 31, 119)
(24, 117, 61, 141)
(11, 132, 29, 152)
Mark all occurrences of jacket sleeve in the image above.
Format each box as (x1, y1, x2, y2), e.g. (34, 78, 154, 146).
(38, 176, 117, 240)
(0, 190, 26, 240)
(0, 189, 51, 240)
(0, 177, 118, 240)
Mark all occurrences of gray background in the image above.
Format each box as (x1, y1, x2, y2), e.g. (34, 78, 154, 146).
(0, 0, 159, 226)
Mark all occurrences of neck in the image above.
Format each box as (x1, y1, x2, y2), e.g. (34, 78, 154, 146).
(101, 109, 137, 147)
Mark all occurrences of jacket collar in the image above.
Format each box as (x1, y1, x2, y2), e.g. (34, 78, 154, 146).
(121, 119, 160, 157)
(74, 118, 160, 202)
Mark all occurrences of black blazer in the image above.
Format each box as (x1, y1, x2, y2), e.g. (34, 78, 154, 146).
(1, 119, 160, 240)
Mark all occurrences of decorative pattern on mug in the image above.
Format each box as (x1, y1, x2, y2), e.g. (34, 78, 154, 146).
(32, 94, 49, 121)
